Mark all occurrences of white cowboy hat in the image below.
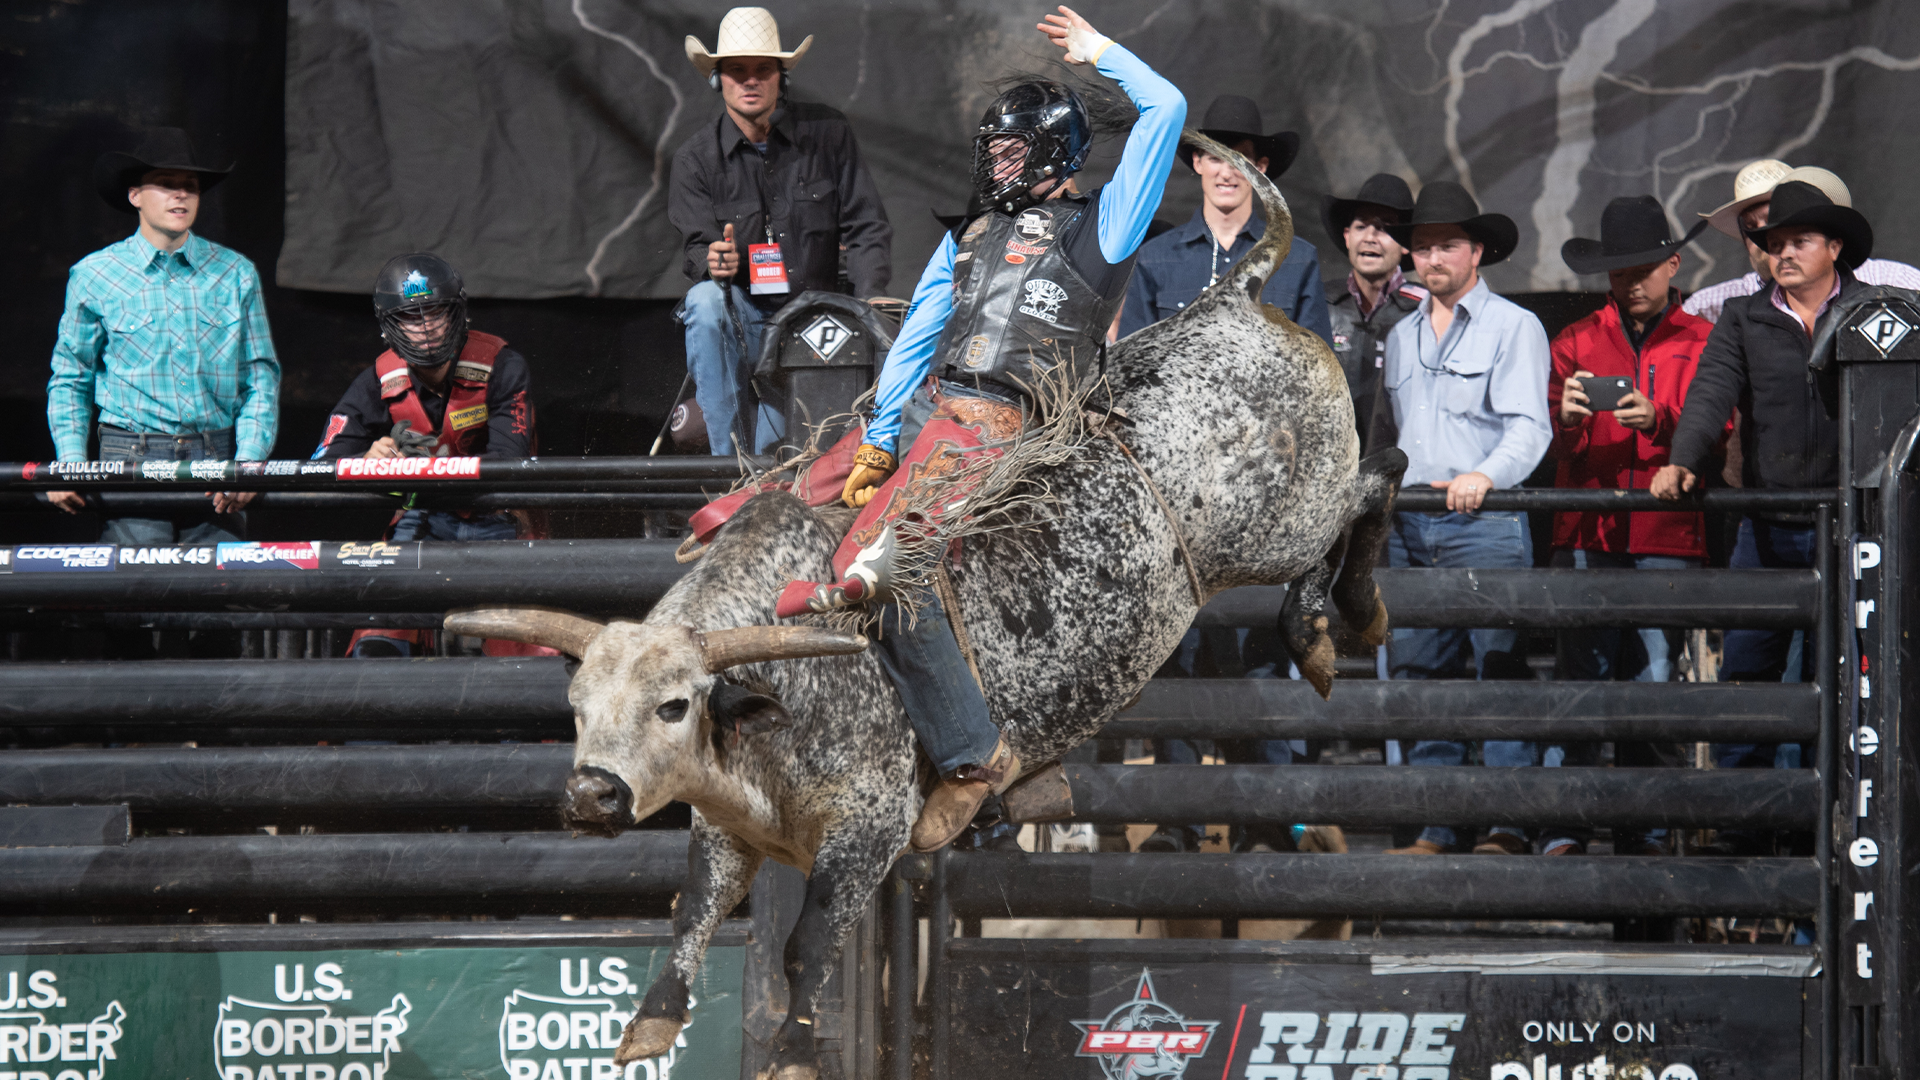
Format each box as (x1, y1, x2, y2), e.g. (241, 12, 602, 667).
(1778, 165, 1852, 207)
(685, 7, 812, 76)
(1700, 158, 1790, 238)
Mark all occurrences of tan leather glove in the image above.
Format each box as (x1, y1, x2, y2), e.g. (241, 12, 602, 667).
(841, 444, 896, 508)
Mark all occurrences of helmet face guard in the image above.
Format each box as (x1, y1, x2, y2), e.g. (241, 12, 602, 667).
(373, 253, 471, 367)
(972, 82, 1091, 215)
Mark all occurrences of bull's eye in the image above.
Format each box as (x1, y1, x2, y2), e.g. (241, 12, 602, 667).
(656, 699, 689, 723)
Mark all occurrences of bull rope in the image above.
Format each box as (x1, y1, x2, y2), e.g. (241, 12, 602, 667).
(1090, 422, 1206, 608)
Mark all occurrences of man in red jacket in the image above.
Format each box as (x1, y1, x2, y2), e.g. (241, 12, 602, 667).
(1543, 196, 1710, 857)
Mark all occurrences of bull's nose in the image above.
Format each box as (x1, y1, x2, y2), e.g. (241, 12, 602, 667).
(564, 766, 633, 835)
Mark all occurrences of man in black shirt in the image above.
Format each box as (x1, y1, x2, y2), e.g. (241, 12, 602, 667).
(669, 6, 890, 455)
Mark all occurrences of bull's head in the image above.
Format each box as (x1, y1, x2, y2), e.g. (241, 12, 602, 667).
(444, 606, 867, 836)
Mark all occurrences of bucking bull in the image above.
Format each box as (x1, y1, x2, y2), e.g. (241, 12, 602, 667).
(448, 132, 1406, 1080)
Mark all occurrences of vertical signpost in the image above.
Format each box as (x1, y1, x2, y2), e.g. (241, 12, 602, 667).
(1833, 288, 1920, 1076)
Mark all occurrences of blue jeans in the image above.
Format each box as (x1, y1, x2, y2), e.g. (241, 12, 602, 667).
(1388, 510, 1534, 850)
(1550, 548, 1700, 849)
(682, 280, 785, 455)
(1716, 517, 1817, 770)
(96, 427, 243, 545)
(390, 509, 518, 542)
(873, 594, 1003, 778)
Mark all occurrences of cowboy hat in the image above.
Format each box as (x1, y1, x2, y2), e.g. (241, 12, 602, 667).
(1700, 158, 1790, 239)
(1324, 173, 1416, 270)
(1385, 180, 1519, 266)
(685, 7, 812, 76)
(1561, 195, 1708, 275)
(1176, 96, 1299, 179)
(1778, 165, 1851, 207)
(93, 127, 230, 214)
(1741, 179, 1873, 270)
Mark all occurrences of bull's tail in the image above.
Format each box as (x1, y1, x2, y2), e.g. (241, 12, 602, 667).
(1180, 129, 1293, 303)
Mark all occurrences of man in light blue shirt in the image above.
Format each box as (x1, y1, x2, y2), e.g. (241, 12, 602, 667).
(46, 128, 279, 544)
(1376, 181, 1552, 856)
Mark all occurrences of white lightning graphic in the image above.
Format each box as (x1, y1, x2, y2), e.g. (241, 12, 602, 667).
(574, 0, 687, 297)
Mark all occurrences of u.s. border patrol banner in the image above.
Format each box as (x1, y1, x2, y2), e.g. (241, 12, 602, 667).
(0, 945, 741, 1078)
(282, 0, 1920, 300)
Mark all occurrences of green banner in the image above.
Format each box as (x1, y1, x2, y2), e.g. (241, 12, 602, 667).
(0, 944, 742, 1080)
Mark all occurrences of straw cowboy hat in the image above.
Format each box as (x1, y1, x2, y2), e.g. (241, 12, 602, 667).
(1385, 180, 1520, 266)
(1741, 179, 1874, 270)
(685, 7, 812, 76)
(1561, 195, 1708, 276)
(94, 127, 230, 213)
(1700, 158, 1791, 239)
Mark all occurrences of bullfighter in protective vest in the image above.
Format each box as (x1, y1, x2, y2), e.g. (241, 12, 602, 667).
(776, 6, 1185, 849)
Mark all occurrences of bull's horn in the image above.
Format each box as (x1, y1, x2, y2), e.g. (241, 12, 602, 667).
(444, 606, 606, 658)
(695, 625, 869, 672)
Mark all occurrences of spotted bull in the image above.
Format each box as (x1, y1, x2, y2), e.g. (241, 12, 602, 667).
(446, 131, 1405, 1080)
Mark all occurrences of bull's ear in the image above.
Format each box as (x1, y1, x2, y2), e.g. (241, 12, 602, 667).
(709, 681, 792, 737)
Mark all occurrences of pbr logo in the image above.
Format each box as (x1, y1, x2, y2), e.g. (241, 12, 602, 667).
(1072, 969, 1217, 1080)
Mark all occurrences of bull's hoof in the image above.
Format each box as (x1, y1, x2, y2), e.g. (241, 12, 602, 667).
(614, 1016, 684, 1064)
(1299, 631, 1336, 700)
(1357, 590, 1390, 647)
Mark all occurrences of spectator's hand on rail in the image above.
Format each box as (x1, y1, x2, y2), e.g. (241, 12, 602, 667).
(1558, 371, 1593, 428)
(1650, 465, 1695, 501)
(210, 491, 256, 514)
(708, 223, 738, 282)
(46, 491, 85, 514)
(364, 437, 402, 460)
(1432, 471, 1494, 514)
(1613, 389, 1656, 432)
(1039, 6, 1110, 65)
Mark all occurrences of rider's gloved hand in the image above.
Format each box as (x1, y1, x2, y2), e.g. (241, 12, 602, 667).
(841, 444, 896, 508)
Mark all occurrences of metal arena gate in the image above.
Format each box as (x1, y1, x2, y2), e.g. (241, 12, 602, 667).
(3, 290, 1920, 1078)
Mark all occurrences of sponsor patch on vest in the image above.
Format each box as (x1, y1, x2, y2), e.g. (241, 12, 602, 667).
(1332, 332, 1351, 351)
(216, 541, 322, 570)
(1006, 239, 1048, 257)
(448, 404, 489, 431)
(964, 335, 990, 368)
(961, 216, 991, 242)
(1018, 279, 1070, 322)
(334, 456, 482, 479)
(453, 361, 493, 382)
(1004, 252, 1026, 264)
(12, 544, 116, 571)
(1014, 208, 1053, 241)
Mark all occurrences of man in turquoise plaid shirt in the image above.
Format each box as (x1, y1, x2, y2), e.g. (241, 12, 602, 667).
(46, 127, 279, 543)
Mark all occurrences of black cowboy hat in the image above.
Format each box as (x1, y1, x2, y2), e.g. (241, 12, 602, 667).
(93, 127, 231, 213)
(1561, 195, 1709, 276)
(1324, 173, 1417, 271)
(1175, 95, 1299, 179)
(1385, 180, 1519, 266)
(1742, 179, 1874, 270)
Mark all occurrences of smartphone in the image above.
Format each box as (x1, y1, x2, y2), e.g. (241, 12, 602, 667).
(1582, 375, 1635, 412)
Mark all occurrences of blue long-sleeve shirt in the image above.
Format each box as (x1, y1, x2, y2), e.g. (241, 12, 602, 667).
(1118, 208, 1331, 345)
(1381, 275, 1551, 492)
(865, 43, 1185, 453)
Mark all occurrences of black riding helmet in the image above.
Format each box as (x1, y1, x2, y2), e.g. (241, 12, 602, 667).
(373, 252, 470, 367)
(972, 81, 1091, 215)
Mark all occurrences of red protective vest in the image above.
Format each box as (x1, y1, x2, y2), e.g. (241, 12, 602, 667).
(374, 331, 507, 456)
(1546, 300, 1712, 558)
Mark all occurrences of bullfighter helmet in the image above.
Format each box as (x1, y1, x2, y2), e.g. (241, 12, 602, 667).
(972, 81, 1092, 215)
(373, 252, 471, 368)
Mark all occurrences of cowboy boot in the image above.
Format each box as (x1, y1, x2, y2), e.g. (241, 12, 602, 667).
(910, 738, 1022, 852)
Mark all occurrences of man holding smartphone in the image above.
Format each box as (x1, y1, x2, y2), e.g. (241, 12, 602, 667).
(1543, 196, 1712, 858)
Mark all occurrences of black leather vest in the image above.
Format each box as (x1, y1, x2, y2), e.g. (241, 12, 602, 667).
(933, 199, 1122, 394)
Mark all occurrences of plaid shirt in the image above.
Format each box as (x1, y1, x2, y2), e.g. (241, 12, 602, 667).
(47, 231, 280, 460)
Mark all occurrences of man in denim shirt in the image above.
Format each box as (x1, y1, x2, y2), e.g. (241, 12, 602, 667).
(45, 128, 279, 544)
(1377, 182, 1551, 856)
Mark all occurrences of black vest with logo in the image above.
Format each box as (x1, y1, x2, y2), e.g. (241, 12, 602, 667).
(934, 198, 1125, 395)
